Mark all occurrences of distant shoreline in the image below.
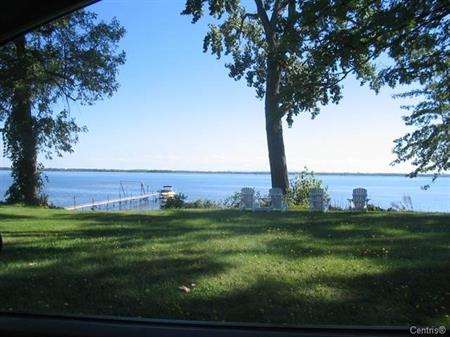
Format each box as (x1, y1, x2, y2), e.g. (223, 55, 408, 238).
(0, 167, 447, 177)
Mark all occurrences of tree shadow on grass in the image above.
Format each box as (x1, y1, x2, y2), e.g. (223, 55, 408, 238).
(0, 245, 230, 318)
(0, 209, 448, 325)
(219, 211, 450, 236)
(264, 233, 450, 261)
(0, 213, 38, 221)
(173, 260, 449, 326)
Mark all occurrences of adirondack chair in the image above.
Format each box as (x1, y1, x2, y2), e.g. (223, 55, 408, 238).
(269, 188, 288, 212)
(239, 187, 257, 211)
(308, 188, 329, 212)
(348, 188, 370, 211)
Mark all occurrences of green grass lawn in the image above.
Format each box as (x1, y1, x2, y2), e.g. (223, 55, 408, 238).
(0, 205, 449, 326)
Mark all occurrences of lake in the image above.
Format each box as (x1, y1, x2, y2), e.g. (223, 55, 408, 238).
(0, 170, 449, 212)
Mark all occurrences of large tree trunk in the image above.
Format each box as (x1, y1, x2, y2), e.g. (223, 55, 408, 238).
(265, 57, 289, 193)
(6, 36, 40, 204)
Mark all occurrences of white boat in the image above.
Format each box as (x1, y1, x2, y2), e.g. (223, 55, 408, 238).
(159, 185, 176, 200)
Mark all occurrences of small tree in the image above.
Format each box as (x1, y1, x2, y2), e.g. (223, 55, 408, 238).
(0, 11, 125, 204)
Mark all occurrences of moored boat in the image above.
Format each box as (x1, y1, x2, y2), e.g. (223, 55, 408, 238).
(159, 185, 176, 200)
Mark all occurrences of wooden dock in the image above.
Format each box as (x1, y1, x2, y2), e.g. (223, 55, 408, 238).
(66, 193, 159, 211)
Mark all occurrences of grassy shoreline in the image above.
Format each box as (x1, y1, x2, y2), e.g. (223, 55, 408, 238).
(0, 205, 449, 325)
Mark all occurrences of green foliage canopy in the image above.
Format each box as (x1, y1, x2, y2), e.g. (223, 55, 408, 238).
(183, 0, 449, 178)
(374, 0, 449, 178)
(305, 0, 449, 177)
(0, 11, 126, 159)
(183, 0, 377, 125)
(0, 10, 126, 203)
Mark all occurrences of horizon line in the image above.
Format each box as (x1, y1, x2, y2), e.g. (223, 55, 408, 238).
(0, 167, 447, 177)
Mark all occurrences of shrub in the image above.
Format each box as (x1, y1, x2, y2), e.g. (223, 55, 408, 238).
(286, 168, 329, 207)
(329, 204, 344, 211)
(223, 190, 270, 209)
(223, 192, 241, 209)
(255, 192, 271, 208)
(184, 199, 220, 209)
(162, 193, 187, 209)
(367, 203, 386, 212)
(390, 196, 414, 212)
(162, 194, 220, 209)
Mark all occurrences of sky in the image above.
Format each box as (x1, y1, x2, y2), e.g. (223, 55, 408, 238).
(0, 0, 420, 173)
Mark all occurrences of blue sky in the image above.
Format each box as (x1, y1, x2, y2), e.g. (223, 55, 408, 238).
(1, 0, 419, 173)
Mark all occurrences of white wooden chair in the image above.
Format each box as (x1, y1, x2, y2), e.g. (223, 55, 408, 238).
(269, 188, 288, 212)
(309, 188, 329, 212)
(348, 188, 370, 211)
(239, 187, 257, 211)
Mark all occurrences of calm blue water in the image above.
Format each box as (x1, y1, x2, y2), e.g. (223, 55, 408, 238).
(0, 170, 448, 212)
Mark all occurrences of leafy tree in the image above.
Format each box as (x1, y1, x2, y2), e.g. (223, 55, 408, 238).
(0, 10, 125, 204)
(183, 0, 449, 186)
(370, 0, 449, 179)
(290, 0, 450, 178)
(391, 81, 449, 180)
(282, 0, 449, 179)
(296, 0, 450, 181)
(182, 0, 377, 193)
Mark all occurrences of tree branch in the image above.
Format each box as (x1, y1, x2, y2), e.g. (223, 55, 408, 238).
(53, 79, 77, 102)
(270, 0, 288, 25)
(45, 70, 73, 83)
(270, 0, 283, 26)
(254, 0, 272, 39)
(277, 47, 380, 117)
(238, 12, 259, 37)
(287, 0, 295, 18)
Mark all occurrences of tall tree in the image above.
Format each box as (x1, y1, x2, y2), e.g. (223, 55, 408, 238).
(0, 10, 125, 204)
(182, 0, 377, 192)
(183, 0, 449, 185)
